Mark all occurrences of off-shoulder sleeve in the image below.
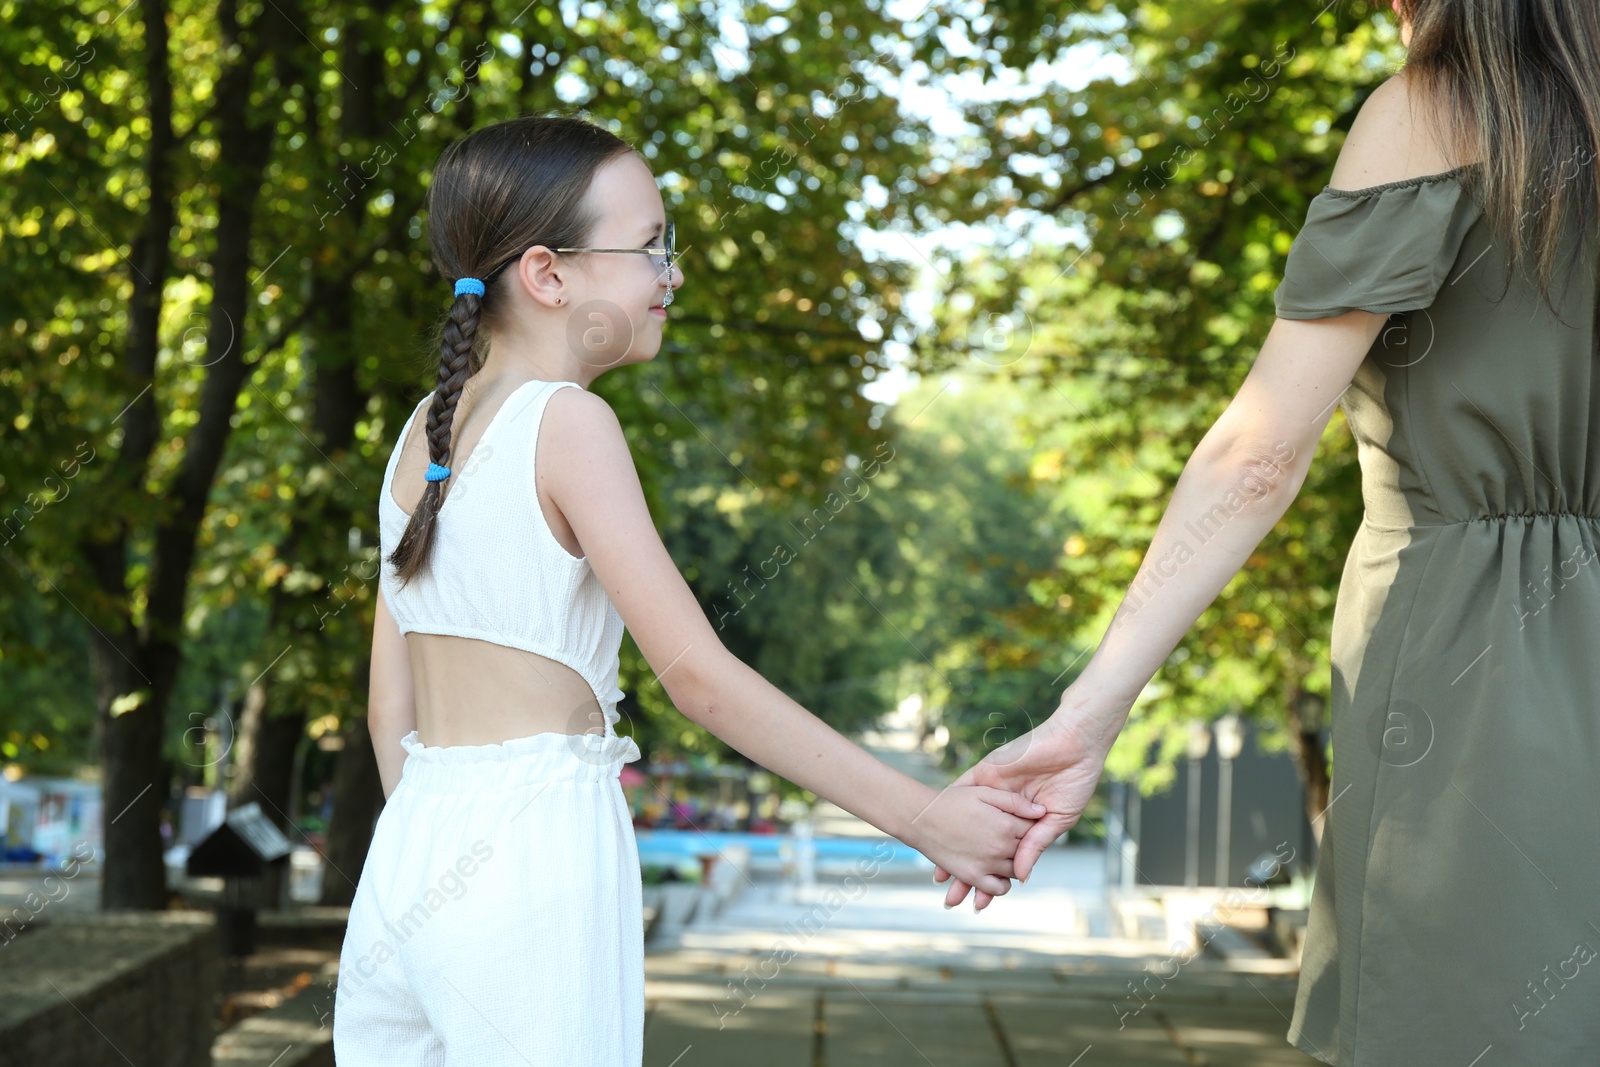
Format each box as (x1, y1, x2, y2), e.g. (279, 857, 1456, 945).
(1273, 169, 1481, 319)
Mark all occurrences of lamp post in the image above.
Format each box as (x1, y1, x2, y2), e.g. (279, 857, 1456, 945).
(1213, 712, 1245, 887)
(1184, 719, 1211, 887)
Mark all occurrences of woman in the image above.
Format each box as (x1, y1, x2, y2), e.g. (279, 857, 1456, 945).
(332, 115, 1046, 1066)
(936, 2, 1600, 1063)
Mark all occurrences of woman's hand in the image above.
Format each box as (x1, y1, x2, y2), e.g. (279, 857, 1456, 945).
(931, 708, 1115, 910)
(899, 784, 1047, 898)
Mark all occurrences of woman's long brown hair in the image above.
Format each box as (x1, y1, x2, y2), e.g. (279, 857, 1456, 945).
(387, 115, 636, 586)
(1400, 0, 1600, 315)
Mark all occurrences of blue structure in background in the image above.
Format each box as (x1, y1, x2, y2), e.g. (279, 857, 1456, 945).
(634, 829, 925, 869)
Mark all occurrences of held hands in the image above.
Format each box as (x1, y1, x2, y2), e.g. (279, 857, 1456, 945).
(931, 710, 1114, 911)
(899, 783, 1048, 899)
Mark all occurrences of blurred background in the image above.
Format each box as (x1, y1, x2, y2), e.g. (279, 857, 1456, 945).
(0, 0, 1398, 1062)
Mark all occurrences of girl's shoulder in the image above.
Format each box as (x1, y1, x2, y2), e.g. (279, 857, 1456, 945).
(533, 383, 634, 482)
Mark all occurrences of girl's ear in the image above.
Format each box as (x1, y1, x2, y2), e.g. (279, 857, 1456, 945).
(514, 245, 568, 309)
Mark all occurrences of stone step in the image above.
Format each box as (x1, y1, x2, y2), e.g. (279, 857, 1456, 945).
(212, 977, 335, 1067)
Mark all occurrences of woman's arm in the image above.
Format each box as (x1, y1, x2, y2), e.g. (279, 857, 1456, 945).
(940, 69, 1463, 907)
(1051, 310, 1388, 750)
(936, 308, 1390, 908)
(1063, 66, 1463, 767)
(368, 587, 416, 800)
(540, 388, 1043, 896)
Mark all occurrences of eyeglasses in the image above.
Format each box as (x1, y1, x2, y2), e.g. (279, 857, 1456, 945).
(554, 221, 675, 272)
(481, 221, 680, 306)
(554, 221, 678, 306)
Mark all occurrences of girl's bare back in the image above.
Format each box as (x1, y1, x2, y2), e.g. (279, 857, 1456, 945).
(387, 377, 605, 747)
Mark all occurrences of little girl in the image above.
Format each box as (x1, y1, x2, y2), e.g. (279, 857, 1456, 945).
(332, 114, 1045, 1066)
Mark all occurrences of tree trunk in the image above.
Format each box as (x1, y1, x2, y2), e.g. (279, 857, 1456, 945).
(1285, 685, 1331, 852)
(86, 0, 176, 913)
(251, 0, 396, 911)
(89, 635, 168, 909)
(319, 713, 383, 907)
(227, 681, 305, 908)
(226, 683, 306, 823)
(95, 0, 289, 908)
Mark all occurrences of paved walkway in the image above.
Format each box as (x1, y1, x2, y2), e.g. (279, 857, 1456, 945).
(638, 707, 1319, 1065)
(642, 861, 1318, 1067)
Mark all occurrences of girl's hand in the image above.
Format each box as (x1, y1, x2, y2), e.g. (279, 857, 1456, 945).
(931, 710, 1113, 910)
(900, 784, 1045, 898)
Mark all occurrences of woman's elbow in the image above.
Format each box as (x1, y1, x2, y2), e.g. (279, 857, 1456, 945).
(1227, 438, 1307, 506)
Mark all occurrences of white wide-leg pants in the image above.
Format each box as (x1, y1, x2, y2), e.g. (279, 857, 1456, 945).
(333, 725, 644, 1066)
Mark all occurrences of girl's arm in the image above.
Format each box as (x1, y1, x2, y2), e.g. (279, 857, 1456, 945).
(368, 588, 417, 800)
(540, 388, 1043, 896)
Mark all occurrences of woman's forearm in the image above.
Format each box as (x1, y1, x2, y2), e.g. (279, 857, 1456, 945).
(1056, 441, 1306, 751)
(669, 652, 939, 845)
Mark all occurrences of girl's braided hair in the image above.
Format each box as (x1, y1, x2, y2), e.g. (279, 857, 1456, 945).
(388, 115, 635, 585)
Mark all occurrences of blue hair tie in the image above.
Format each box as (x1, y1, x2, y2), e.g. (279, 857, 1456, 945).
(454, 277, 485, 297)
(425, 461, 452, 482)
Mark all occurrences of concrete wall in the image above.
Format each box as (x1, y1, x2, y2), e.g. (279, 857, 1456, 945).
(0, 911, 217, 1067)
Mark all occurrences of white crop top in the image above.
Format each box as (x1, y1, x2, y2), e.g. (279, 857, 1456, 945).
(377, 378, 627, 727)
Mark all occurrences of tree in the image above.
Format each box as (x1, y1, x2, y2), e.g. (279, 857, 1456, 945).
(901, 0, 1403, 836)
(2, 0, 1061, 902)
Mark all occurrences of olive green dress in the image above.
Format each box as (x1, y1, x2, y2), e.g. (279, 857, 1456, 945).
(1273, 163, 1600, 1065)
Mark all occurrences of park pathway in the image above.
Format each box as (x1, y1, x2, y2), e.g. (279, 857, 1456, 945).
(641, 860, 1317, 1066)
(640, 704, 1319, 1066)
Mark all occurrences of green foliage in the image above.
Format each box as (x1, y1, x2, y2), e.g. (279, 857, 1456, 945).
(1, 0, 1400, 820)
(0, 0, 1052, 777)
(900, 0, 1403, 791)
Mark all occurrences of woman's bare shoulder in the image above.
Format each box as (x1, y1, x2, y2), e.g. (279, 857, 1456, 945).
(1327, 69, 1472, 192)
